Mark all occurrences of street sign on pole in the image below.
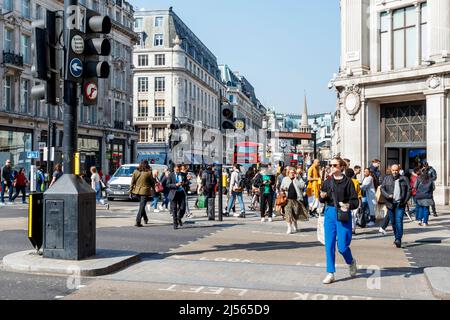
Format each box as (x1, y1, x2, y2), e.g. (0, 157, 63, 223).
(69, 58, 83, 78)
(26, 151, 40, 159)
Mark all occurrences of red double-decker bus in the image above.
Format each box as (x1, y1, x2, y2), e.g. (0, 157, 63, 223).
(234, 142, 260, 165)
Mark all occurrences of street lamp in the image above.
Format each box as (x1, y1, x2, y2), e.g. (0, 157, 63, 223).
(312, 118, 319, 160)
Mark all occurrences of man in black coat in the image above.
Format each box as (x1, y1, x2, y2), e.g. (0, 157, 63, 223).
(422, 162, 437, 216)
(381, 164, 411, 248)
(168, 164, 188, 229)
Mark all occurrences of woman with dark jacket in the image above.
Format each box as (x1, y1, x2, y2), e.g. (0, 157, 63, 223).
(12, 168, 28, 204)
(414, 171, 435, 227)
(319, 157, 359, 284)
(130, 160, 156, 227)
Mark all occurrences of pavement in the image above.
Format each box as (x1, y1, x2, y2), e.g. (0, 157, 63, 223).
(1, 197, 450, 300)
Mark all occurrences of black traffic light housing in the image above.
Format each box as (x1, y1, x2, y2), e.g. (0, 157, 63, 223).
(221, 104, 235, 130)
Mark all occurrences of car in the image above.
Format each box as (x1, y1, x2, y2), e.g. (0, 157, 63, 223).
(107, 163, 168, 201)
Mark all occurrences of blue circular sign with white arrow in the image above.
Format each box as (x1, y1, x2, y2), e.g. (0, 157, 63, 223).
(69, 58, 83, 78)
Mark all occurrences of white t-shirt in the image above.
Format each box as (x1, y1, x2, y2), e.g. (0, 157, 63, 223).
(91, 173, 100, 190)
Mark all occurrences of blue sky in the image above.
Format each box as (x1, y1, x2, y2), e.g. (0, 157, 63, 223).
(133, 0, 340, 114)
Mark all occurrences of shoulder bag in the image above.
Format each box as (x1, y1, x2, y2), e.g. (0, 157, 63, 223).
(331, 178, 350, 223)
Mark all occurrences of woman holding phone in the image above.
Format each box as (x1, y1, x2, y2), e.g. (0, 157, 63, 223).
(319, 157, 359, 284)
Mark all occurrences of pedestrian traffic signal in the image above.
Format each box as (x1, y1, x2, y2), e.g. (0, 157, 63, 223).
(221, 104, 235, 130)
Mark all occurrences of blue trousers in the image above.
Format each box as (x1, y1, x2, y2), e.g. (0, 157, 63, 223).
(324, 206, 354, 273)
(1, 181, 13, 203)
(226, 192, 245, 214)
(416, 205, 430, 224)
(388, 204, 404, 242)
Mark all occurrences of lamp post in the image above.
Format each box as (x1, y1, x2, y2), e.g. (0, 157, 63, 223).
(312, 118, 319, 160)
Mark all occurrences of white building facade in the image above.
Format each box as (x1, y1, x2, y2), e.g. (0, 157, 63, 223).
(333, 0, 450, 205)
(133, 8, 226, 165)
(0, 0, 138, 176)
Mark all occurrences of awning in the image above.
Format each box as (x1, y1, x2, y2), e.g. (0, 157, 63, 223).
(137, 152, 167, 165)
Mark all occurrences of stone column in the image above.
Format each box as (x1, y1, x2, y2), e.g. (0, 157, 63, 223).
(425, 89, 449, 205)
(366, 100, 381, 167)
(429, 0, 450, 61)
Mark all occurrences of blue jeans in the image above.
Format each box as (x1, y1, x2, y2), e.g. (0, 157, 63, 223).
(1, 181, 13, 203)
(411, 196, 419, 215)
(152, 194, 160, 209)
(162, 192, 170, 209)
(226, 192, 245, 214)
(388, 203, 405, 242)
(324, 206, 354, 273)
(416, 205, 430, 224)
(95, 183, 101, 202)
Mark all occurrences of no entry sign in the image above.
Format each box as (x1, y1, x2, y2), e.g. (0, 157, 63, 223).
(84, 81, 98, 101)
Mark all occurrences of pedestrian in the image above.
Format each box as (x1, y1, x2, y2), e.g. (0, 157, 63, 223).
(280, 167, 308, 234)
(253, 165, 276, 222)
(409, 167, 421, 217)
(353, 165, 362, 181)
(415, 170, 435, 227)
(380, 164, 411, 248)
(369, 159, 382, 185)
(159, 169, 171, 211)
(422, 162, 437, 217)
(90, 166, 102, 204)
(345, 168, 362, 235)
(194, 169, 203, 208)
(224, 164, 246, 218)
(361, 168, 377, 227)
(250, 169, 260, 211)
(36, 166, 46, 192)
(1, 160, 14, 205)
(130, 160, 156, 227)
(168, 164, 188, 229)
(49, 163, 63, 188)
(245, 167, 255, 196)
(151, 169, 162, 213)
(319, 157, 359, 284)
(181, 165, 192, 218)
(11, 168, 28, 204)
(306, 159, 322, 217)
(202, 166, 217, 219)
(276, 167, 288, 214)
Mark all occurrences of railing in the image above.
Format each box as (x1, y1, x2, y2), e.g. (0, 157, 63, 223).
(114, 121, 124, 130)
(134, 116, 171, 123)
(2, 51, 24, 68)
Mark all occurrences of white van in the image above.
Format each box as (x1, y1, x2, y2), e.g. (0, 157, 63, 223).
(106, 163, 168, 201)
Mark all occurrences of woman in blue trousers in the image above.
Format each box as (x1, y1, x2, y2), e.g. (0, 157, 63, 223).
(319, 157, 359, 284)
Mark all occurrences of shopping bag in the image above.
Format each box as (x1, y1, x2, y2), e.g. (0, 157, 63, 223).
(317, 212, 325, 245)
(197, 195, 206, 209)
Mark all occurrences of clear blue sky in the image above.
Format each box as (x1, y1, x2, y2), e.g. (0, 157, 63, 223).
(133, 0, 340, 115)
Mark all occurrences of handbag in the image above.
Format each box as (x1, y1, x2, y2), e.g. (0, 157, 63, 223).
(276, 192, 287, 207)
(197, 195, 206, 209)
(155, 182, 164, 193)
(331, 178, 350, 223)
(100, 180, 107, 191)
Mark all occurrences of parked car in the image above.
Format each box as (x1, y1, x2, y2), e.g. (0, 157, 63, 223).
(107, 163, 168, 201)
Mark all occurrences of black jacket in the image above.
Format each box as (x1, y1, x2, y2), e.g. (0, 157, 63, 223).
(202, 169, 217, 196)
(319, 176, 359, 210)
(167, 172, 188, 201)
(381, 175, 411, 209)
(253, 173, 276, 194)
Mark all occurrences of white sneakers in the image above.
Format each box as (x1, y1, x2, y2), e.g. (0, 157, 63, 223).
(349, 259, 357, 277)
(322, 273, 335, 284)
(268, 217, 273, 223)
(233, 213, 241, 217)
(261, 218, 266, 222)
(153, 209, 160, 213)
(378, 227, 387, 235)
(286, 225, 292, 234)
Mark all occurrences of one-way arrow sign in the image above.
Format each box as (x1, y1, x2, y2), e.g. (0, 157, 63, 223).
(69, 58, 83, 78)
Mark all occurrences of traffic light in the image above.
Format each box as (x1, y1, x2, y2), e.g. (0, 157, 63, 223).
(31, 10, 59, 105)
(82, 9, 111, 106)
(221, 104, 235, 130)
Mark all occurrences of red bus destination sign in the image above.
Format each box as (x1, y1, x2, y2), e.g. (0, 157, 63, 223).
(275, 132, 314, 140)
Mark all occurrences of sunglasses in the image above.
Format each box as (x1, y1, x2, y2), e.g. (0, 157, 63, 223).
(331, 164, 340, 168)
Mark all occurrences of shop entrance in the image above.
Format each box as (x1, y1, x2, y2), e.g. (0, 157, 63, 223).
(385, 148, 427, 172)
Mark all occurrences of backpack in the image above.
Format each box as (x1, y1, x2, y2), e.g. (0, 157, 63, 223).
(238, 174, 247, 190)
(415, 179, 434, 200)
(204, 171, 217, 191)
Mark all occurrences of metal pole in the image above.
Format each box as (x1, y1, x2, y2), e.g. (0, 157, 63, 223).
(218, 91, 223, 221)
(313, 132, 317, 160)
(47, 104, 51, 175)
(62, 0, 78, 174)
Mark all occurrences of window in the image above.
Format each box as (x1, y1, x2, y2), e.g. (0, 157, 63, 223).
(154, 34, 163, 46)
(138, 55, 148, 66)
(155, 16, 163, 27)
(155, 54, 165, 66)
(138, 77, 148, 92)
(4, 0, 13, 11)
(21, 0, 30, 18)
(138, 100, 148, 117)
(21, 35, 30, 64)
(139, 128, 149, 143)
(21, 79, 29, 113)
(393, 6, 417, 69)
(380, 11, 389, 71)
(153, 128, 165, 142)
(421, 2, 428, 61)
(4, 29, 13, 53)
(155, 77, 165, 92)
(154, 100, 165, 117)
(35, 4, 44, 20)
(4, 76, 12, 111)
(134, 18, 143, 31)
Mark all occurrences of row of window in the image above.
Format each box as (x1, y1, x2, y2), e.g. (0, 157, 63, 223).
(134, 16, 164, 31)
(3, 0, 31, 19)
(3, 28, 31, 64)
(2, 76, 31, 113)
(379, 3, 428, 71)
(139, 127, 166, 143)
(138, 54, 166, 67)
(137, 77, 165, 92)
(137, 100, 166, 117)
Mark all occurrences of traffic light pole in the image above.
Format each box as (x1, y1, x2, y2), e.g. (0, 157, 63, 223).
(63, 81, 78, 174)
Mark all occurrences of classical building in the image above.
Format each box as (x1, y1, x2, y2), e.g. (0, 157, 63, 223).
(133, 8, 227, 165)
(332, 0, 449, 205)
(219, 64, 266, 131)
(0, 0, 138, 176)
